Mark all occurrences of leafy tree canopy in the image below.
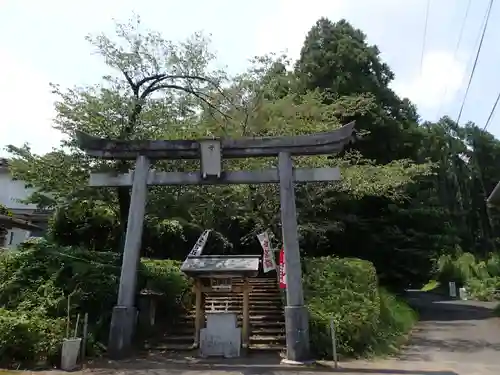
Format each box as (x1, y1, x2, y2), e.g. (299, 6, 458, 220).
(7, 16, 500, 289)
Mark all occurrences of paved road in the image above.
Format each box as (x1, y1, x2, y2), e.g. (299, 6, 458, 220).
(385, 291, 500, 374)
(78, 291, 500, 375)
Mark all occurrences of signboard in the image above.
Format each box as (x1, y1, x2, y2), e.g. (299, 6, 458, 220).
(449, 281, 457, 298)
(188, 229, 212, 257)
(211, 278, 232, 292)
(257, 231, 276, 273)
(279, 247, 286, 289)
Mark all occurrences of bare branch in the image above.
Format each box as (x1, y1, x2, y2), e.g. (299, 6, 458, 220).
(120, 68, 138, 95)
(141, 76, 169, 99)
(136, 74, 217, 90)
(151, 83, 231, 119)
(136, 74, 167, 88)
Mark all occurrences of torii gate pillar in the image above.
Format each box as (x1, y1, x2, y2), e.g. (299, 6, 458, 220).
(75, 121, 355, 362)
(278, 152, 310, 362)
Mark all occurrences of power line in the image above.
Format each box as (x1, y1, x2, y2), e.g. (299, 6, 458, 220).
(483, 92, 500, 130)
(436, 0, 472, 117)
(420, 0, 431, 77)
(456, 0, 494, 125)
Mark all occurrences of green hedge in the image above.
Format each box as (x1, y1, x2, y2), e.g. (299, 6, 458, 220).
(0, 309, 66, 367)
(304, 256, 416, 358)
(0, 239, 191, 367)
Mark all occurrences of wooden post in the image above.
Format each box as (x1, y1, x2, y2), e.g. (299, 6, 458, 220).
(194, 279, 203, 348)
(149, 299, 157, 327)
(278, 152, 310, 362)
(242, 277, 250, 348)
(108, 155, 150, 359)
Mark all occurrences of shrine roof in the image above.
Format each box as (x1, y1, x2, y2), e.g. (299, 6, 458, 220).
(74, 121, 356, 160)
(181, 255, 260, 277)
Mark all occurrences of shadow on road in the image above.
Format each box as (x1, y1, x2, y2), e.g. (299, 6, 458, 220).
(404, 335, 500, 353)
(88, 363, 458, 375)
(395, 290, 500, 369)
(404, 291, 497, 322)
(87, 353, 458, 374)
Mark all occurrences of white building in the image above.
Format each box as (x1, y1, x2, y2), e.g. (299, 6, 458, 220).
(0, 158, 50, 248)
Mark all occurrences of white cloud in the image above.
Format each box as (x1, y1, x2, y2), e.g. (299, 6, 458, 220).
(254, 1, 346, 60)
(254, 1, 468, 118)
(392, 50, 466, 114)
(0, 0, 469, 159)
(0, 52, 62, 157)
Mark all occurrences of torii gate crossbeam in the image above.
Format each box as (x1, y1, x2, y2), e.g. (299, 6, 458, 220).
(75, 121, 356, 362)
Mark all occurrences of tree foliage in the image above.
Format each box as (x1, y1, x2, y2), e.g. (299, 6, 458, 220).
(6, 16, 500, 289)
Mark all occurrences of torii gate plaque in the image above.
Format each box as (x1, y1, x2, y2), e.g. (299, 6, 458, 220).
(75, 121, 355, 362)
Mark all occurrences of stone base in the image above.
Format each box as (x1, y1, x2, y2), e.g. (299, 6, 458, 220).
(281, 358, 316, 366)
(284, 305, 311, 362)
(199, 312, 241, 358)
(108, 305, 137, 359)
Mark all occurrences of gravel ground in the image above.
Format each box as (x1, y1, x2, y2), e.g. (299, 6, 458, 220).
(36, 291, 500, 375)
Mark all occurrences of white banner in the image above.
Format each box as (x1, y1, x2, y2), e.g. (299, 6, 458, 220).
(188, 229, 212, 257)
(257, 231, 276, 273)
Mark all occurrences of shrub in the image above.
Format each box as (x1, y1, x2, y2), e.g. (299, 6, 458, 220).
(0, 204, 12, 247)
(141, 258, 193, 320)
(493, 303, 500, 317)
(466, 277, 500, 301)
(48, 200, 121, 252)
(375, 288, 417, 352)
(0, 239, 192, 364)
(434, 251, 500, 301)
(304, 256, 416, 358)
(48, 200, 233, 259)
(436, 252, 479, 286)
(0, 309, 65, 367)
(487, 254, 500, 277)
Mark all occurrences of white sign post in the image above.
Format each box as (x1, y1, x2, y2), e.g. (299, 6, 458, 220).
(449, 281, 457, 298)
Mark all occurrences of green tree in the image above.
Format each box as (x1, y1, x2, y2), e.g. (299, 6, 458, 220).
(8, 16, 470, 290)
(295, 18, 423, 163)
(8, 16, 227, 242)
(0, 205, 12, 247)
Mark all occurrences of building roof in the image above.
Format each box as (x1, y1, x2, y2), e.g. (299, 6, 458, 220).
(180, 255, 260, 278)
(0, 158, 8, 172)
(0, 214, 42, 231)
(487, 181, 500, 207)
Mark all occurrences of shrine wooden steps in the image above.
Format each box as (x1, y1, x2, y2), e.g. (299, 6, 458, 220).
(154, 276, 286, 352)
(209, 277, 286, 351)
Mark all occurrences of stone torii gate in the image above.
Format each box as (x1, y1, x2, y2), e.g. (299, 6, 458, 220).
(75, 121, 355, 362)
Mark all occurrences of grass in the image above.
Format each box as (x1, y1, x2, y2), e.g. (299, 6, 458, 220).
(421, 280, 440, 292)
(493, 303, 500, 317)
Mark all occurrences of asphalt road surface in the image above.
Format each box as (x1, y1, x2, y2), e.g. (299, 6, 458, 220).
(77, 291, 500, 375)
(387, 290, 500, 374)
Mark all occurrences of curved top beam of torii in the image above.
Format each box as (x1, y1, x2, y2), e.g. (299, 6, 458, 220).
(74, 121, 356, 160)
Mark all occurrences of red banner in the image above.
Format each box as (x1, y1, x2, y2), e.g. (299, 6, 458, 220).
(279, 247, 286, 289)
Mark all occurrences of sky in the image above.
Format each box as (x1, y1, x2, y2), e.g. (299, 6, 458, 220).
(1, 0, 499, 157)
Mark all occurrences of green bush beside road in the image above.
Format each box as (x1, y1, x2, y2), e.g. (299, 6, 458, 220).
(304, 256, 417, 359)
